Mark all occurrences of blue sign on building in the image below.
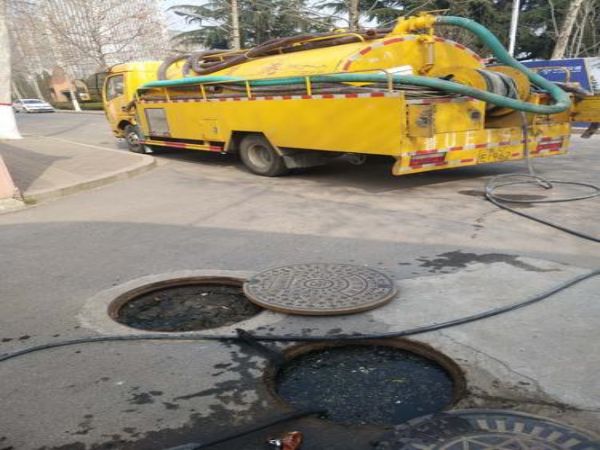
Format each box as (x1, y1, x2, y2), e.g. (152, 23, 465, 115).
(522, 58, 600, 93)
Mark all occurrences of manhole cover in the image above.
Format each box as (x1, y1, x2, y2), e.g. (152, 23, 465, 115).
(272, 342, 462, 426)
(112, 280, 261, 332)
(375, 410, 600, 449)
(243, 263, 397, 315)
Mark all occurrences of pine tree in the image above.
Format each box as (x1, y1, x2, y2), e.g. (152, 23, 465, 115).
(171, 0, 334, 49)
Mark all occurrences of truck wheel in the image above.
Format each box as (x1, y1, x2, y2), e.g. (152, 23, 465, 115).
(239, 135, 289, 177)
(124, 124, 151, 154)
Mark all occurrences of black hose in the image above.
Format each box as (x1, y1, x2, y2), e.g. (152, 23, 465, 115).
(1, 269, 597, 364)
(163, 408, 325, 450)
(484, 112, 600, 243)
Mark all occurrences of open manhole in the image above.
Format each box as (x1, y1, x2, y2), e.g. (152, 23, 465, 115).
(109, 277, 261, 332)
(269, 340, 464, 426)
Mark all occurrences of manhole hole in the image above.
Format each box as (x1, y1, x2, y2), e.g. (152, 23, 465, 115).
(109, 277, 261, 332)
(269, 341, 464, 426)
(243, 263, 397, 315)
(375, 409, 600, 449)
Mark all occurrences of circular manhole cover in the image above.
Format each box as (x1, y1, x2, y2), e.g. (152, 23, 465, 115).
(243, 263, 397, 315)
(375, 410, 600, 449)
(272, 343, 462, 426)
(112, 280, 261, 332)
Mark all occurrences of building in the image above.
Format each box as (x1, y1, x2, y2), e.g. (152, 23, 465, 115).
(8, 0, 170, 101)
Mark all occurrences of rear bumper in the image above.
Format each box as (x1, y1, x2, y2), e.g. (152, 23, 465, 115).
(392, 122, 571, 175)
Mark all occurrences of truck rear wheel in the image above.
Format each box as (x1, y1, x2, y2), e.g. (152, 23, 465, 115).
(239, 135, 289, 177)
(124, 124, 151, 154)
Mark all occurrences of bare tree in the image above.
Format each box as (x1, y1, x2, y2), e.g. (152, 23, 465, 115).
(41, 0, 167, 72)
(0, 0, 21, 139)
(551, 0, 586, 59)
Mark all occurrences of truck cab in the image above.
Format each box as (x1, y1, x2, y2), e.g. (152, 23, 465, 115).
(103, 62, 161, 151)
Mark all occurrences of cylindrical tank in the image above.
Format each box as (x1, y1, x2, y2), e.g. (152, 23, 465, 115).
(164, 33, 485, 81)
(215, 34, 484, 79)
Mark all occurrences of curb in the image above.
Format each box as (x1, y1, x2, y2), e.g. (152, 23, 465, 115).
(22, 153, 156, 204)
(55, 110, 105, 115)
(0, 197, 26, 214)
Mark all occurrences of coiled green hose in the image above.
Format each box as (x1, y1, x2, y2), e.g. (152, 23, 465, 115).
(435, 16, 571, 114)
(143, 16, 571, 114)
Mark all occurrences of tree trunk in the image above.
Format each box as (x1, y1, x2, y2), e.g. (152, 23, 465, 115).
(551, 0, 586, 59)
(230, 0, 241, 50)
(348, 0, 359, 30)
(0, 0, 21, 139)
(30, 75, 46, 101)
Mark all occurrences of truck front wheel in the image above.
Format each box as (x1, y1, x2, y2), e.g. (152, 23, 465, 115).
(124, 124, 151, 154)
(239, 135, 289, 177)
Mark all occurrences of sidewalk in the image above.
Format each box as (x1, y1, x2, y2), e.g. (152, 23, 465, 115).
(0, 135, 155, 204)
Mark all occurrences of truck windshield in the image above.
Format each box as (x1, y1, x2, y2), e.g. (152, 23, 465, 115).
(106, 75, 124, 100)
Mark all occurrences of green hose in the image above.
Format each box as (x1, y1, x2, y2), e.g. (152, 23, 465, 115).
(436, 16, 571, 114)
(142, 17, 571, 115)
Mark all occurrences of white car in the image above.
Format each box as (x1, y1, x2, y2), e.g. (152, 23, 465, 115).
(13, 99, 55, 113)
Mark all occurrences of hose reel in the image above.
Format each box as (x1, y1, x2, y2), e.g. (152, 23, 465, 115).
(429, 65, 531, 116)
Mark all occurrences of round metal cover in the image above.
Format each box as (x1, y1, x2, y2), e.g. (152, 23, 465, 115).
(243, 263, 397, 315)
(374, 409, 600, 450)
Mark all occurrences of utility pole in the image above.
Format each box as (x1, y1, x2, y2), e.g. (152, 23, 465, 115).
(348, 0, 359, 30)
(508, 0, 520, 56)
(230, 0, 241, 50)
(552, 0, 586, 59)
(0, 0, 21, 139)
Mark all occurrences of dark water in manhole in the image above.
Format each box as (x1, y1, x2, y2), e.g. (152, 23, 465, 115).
(116, 284, 261, 331)
(276, 345, 455, 426)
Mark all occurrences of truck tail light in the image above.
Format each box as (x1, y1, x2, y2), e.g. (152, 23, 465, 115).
(409, 152, 446, 167)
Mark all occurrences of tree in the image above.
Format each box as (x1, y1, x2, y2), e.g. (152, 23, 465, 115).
(552, 0, 585, 58)
(171, 0, 335, 49)
(40, 0, 167, 71)
(0, 0, 21, 139)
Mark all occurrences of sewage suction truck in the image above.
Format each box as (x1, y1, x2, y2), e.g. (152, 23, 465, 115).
(102, 13, 600, 177)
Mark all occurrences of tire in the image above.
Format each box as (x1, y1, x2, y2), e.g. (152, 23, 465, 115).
(239, 134, 289, 177)
(124, 124, 151, 154)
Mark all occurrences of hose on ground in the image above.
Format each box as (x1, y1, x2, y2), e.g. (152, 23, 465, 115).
(484, 112, 600, 243)
(162, 408, 325, 450)
(1, 269, 598, 364)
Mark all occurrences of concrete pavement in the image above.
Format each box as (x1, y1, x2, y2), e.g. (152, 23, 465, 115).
(0, 113, 599, 449)
(0, 115, 154, 204)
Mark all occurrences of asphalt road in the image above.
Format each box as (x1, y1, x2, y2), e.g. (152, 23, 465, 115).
(1, 112, 599, 449)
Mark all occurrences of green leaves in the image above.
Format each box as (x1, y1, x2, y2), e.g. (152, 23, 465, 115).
(170, 0, 333, 49)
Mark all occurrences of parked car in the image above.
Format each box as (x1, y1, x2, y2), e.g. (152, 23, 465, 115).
(12, 99, 55, 113)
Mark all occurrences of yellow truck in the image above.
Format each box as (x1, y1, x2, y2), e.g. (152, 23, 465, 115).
(103, 14, 599, 177)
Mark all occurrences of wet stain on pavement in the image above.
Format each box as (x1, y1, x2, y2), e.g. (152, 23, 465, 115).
(417, 251, 557, 273)
(128, 392, 155, 405)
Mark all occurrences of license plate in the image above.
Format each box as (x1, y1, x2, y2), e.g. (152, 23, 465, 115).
(478, 147, 512, 163)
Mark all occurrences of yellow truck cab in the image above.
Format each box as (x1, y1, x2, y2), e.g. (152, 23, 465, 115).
(103, 61, 161, 153)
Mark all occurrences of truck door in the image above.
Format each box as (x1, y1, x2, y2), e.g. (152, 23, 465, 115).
(103, 74, 127, 129)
